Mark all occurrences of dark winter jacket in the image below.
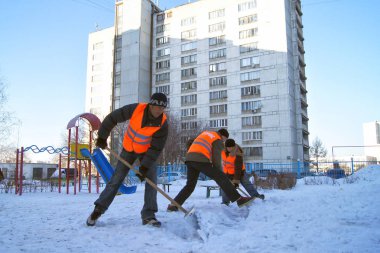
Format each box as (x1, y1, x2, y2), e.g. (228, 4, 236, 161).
(97, 103, 168, 169)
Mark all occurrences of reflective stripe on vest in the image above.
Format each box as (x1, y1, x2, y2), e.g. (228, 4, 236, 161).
(187, 131, 221, 161)
(123, 103, 167, 154)
(222, 150, 246, 175)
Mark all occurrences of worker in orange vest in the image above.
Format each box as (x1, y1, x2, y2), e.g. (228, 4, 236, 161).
(167, 129, 254, 211)
(87, 93, 168, 228)
(221, 139, 264, 205)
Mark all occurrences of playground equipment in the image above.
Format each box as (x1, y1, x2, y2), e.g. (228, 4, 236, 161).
(14, 112, 137, 196)
(80, 148, 137, 194)
(15, 145, 69, 196)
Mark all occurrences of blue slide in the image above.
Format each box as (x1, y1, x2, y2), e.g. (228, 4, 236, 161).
(80, 148, 137, 194)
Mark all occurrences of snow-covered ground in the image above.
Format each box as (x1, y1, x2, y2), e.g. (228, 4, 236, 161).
(1, 165, 379, 253)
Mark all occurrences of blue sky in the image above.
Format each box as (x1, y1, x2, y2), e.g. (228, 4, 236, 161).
(0, 0, 379, 161)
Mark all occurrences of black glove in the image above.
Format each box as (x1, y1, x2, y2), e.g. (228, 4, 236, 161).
(232, 179, 240, 188)
(95, 138, 107, 149)
(136, 166, 149, 182)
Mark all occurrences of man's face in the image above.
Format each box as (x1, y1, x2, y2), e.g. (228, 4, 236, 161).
(226, 146, 235, 152)
(149, 104, 165, 118)
(221, 136, 228, 142)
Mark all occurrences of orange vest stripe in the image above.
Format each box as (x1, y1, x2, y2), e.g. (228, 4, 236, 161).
(123, 103, 167, 154)
(188, 131, 221, 161)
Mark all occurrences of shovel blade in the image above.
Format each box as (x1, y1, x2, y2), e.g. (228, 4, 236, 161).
(184, 205, 196, 217)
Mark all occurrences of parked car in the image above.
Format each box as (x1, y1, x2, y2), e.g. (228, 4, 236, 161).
(253, 169, 278, 178)
(157, 172, 186, 184)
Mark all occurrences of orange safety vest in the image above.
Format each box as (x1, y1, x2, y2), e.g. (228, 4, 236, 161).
(222, 150, 246, 175)
(187, 131, 221, 161)
(123, 103, 167, 154)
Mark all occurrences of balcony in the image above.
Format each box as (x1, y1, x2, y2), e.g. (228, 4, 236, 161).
(298, 39, 305, 54)
(297, 26, 304, 41)
(300, 68, 307, 81)
(299, 53, 306, 67)
(296, 0, 303, 16)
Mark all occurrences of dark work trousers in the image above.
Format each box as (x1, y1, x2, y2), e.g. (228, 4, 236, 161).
(221, 172, 260, 204)
(94, 148, 158, 220)
(173, 161, 241, 205)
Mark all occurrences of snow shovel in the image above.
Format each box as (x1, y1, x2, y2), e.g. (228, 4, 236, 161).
(236, 186, 251, 197)
(106, 147, 195, 217)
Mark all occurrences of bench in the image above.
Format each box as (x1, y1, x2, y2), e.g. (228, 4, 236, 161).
(161, 183, 172, 192)
(200, 185, 221, 198)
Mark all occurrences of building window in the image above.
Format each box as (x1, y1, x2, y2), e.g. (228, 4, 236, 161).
(155, 85, 170, 95)
(181, 94, 197, 105)
(156, 36, 170, 46)
(242, 147, 262, 156)
(181, 81, 197, 92)
(209, 35, 226, 46)
(181, 29, 197, 41)
(157, 13, 165, 22)
(156, 24, 170, 34)
(209, 76, 227, 88)
(181, 41, 197, 52)
(155, 72, 170, 82)
(181, 54, 197, 65)
(238, 1, 257, 12)
(181, 67, 197, 79)
(242, 131, 262, 141)
(240, 42, 258, 54)
(242, 116, 262, 127)
(241, 85, 260, 96)
(93, 42, 103, 50)
(210, 104, 227, 115)
(209, 9, 225, 19)
(156, 60, 170, 70)
(209, 22, 225, 33)
(239, 14, 258, 25)
(239, 28, 258, 39)
(241, 101, 262, 112)
(209, 48, 226, 59)
(181, 16, 195, 26)
(181, 107, 197, 118)
(209, 62, 226, 73)
(181, 121, 198, 130)
(157, 48, 170, 58)
(210, 90, 227, 100)
(209, 119, 228, 128)
(240, 56, 260, 68)
(240, 71, 260, 82)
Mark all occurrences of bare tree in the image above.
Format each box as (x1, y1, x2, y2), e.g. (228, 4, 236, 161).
(156, 113, 208, 165)
(0, 77, 20, 162)
(310, 137, 327, 172)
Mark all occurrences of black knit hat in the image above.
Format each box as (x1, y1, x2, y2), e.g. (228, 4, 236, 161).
(225, 139, 236, 147)
(217, 128, 229, 138)
(149, 92, 167, 107)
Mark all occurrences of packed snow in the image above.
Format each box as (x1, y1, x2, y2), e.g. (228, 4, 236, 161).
(1, 165, 379, 253)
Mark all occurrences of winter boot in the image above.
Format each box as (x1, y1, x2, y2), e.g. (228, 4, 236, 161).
(237, 196, 254, 208)
(86, 205, 103, 226)
(257, 194, 265, 200)
(167, 204, 179, 212)
(142, 217, 161, 227)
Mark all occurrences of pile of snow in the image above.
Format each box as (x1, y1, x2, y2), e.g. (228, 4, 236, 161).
(0, 165, 379, 253)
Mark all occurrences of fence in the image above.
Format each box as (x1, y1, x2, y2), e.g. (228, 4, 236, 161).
(1, 160, 376, 193)
(155, 160, 377, 182)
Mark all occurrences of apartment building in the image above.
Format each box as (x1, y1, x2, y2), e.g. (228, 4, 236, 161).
(363, 121, 380, 161)
(85, 0, 309, 163)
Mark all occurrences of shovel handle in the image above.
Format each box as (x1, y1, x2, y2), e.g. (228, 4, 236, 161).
(105, 147, 190, 215)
